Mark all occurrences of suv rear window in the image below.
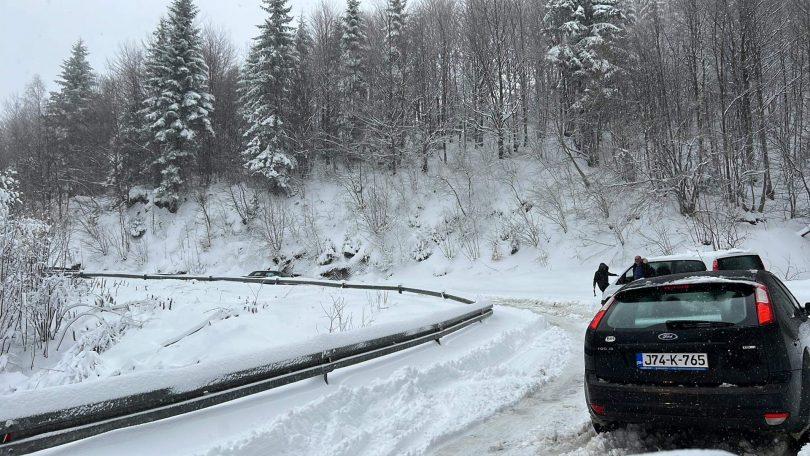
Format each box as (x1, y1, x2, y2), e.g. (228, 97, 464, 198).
(716, 255, 765, 271)
(650, 260, 706, 276)
(605, 283, 756, 329)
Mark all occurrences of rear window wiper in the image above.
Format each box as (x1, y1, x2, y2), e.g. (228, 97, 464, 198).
(665, 320, 735, 329)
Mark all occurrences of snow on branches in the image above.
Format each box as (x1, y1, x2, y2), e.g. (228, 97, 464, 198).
(142, 0, 215, 212)
(239, 0, 299, 192)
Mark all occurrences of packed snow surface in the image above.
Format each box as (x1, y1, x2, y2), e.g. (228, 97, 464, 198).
(37, 305, 562, 456)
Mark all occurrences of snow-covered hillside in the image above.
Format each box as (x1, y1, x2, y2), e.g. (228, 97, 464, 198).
(66, 157, 810, 287)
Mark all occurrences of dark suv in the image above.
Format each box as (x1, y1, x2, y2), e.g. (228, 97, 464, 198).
(585, 270, 810, 436)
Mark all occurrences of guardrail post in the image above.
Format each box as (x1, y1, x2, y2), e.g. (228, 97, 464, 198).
(397, 285, 403, 294)
(441, 291, 446, 299)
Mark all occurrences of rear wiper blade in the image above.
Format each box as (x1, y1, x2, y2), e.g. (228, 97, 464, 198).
(665, 320, 735, 329)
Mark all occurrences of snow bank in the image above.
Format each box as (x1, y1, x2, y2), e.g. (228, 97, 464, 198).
(200, 308, 565, 456)
(36, 306, 562, 456)
(0, 288, 490, 422)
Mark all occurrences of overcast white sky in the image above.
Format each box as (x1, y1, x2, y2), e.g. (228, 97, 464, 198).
(0, 0, 327, 102)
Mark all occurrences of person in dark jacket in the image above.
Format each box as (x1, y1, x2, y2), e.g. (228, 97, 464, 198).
(632, 256, 655, 281)
(593, 263, 617, 295)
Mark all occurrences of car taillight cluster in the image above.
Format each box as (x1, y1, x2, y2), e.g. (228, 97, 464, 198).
(755, 284, 775, 326)
(589, 296, 615, 331)
(764, 412, 789, 426)
(712, 259, 719, 271)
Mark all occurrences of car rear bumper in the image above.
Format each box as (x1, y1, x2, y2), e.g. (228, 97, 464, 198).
(585, 371, 805, 433)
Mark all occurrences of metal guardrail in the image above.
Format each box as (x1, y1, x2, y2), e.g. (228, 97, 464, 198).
(71, 272, 477, 304)
(0, 273, 489, 455)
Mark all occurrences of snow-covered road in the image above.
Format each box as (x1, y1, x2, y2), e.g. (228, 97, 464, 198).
(431, 298, 590, 455)
(23, 278, 810, 455)
(34, 303, 566, 456)
(431, 298, 800, 456)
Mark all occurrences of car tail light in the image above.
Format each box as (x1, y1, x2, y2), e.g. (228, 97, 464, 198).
(589, 296, 615, 331)
(712, 259, 719, 271)
(764, 412, 789, 425)
(2, 433, 11, 444)
(755, 285, 775, 326)
(590, 403, 606, 416)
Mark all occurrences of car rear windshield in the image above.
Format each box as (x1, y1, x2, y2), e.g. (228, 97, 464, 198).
(604, 283, 756, 329)
(716, 255, 765, 271)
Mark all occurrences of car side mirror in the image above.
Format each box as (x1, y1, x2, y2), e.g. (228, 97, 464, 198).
(804, 303, 810, 314)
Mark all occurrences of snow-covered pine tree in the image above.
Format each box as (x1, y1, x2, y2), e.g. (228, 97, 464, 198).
(544, 0, 633, 166)
(383, 0, 408, 171)
(239, 0, 298, 191)
(48, 39, 98, 198)
(289, 19, 315, 171)
(0, 170, 20, 222)
(49, 40, 96, 125)
(339, 0, 367, 157)
(385, 0, 407, 79)
(142, 0, 214, 212)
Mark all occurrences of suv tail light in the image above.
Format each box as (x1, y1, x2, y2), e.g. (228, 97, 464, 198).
(590, 403, 606, 415)
(712, 259, 719, 271)
(589, 296, 615, 331)
(755, 285, 775, 326)
(764, 412, 789, 425)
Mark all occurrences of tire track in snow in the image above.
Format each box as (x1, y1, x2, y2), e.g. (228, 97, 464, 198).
(197, 307, 566, 456)
(429, 298, 590, 456)
(429, 298, 799, 456)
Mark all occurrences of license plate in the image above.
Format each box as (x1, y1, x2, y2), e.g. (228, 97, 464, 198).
(636, 353, 708, 371)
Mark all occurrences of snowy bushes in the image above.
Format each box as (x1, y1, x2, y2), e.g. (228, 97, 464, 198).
(686, 196, 747, 249)
(0, 173, 49, 355)
(256, 196, 291, 259)
(226, 182, 259, 225)
(341, 172, 394, 239)
(0, 171, 85, 360)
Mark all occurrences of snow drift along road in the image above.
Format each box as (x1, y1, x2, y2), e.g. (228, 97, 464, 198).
(34, 305, 564, 456)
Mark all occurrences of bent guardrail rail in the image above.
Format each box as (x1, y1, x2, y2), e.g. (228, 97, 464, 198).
(71, 272, 476, 304)
(0, 273, 489, 455)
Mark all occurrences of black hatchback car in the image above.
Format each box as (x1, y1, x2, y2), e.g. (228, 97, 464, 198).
(585, 270, 810, 437)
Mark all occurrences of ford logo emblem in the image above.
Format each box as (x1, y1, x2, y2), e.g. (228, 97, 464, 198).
(658, 332, 678, 341)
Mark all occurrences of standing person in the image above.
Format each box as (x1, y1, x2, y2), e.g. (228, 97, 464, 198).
(593, 263, 617, 296)
(632, 256, 646, 281)
(632, 256, 655, 281)
(642, 258, 656, 278)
